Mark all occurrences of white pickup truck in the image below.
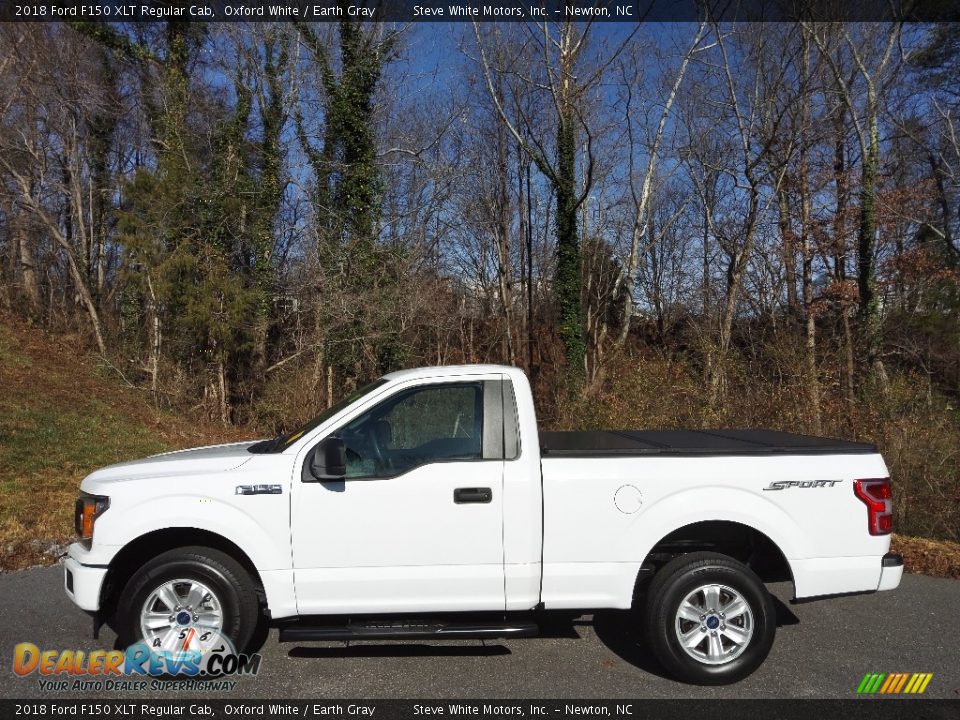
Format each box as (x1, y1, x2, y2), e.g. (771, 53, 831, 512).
(64, 364, 902, 684)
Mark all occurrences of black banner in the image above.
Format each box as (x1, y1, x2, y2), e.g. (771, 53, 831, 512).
(1, 700, 959, 720)
(1, 0, 959, 23)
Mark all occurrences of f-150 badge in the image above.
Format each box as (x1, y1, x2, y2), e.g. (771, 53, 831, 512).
(235, 484, 282, 495)
(763, 480, 841, 491)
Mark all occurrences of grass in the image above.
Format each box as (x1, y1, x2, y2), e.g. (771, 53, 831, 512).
(0, 314, 248, 571)
(0, 407, 169, 570)
(0, 407, 168, 478)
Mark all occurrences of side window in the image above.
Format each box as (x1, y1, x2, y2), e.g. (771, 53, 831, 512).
(339, 383, 484, 479)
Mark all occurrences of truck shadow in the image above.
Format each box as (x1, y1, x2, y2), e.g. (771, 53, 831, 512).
(279, 598, 799, 669)
(772, 596, 801, 626)
(287, 644, 512, 658)
(591, 612, 670, 679)
(592, 596, 800, 679)
(283, 616, 581, 660)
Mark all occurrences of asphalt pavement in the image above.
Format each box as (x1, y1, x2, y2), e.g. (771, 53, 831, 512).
(0, 566, 957, 699)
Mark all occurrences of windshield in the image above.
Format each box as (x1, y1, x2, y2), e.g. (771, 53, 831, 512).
(248, 378, 389, 454)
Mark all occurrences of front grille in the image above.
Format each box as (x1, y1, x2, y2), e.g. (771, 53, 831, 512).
(65, 567, 74, 593)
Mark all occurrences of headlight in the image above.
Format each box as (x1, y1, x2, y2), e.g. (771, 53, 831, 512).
(74, 493, 110, 544)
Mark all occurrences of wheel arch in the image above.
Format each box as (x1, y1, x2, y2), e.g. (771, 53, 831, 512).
(633, 520, 795, 603)
(99, 527, 264, 618)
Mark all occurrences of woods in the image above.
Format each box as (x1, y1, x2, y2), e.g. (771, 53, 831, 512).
(1, 20, 958, 542)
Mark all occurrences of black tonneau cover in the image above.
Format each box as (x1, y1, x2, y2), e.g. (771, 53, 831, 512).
(539, 429, 877, 457)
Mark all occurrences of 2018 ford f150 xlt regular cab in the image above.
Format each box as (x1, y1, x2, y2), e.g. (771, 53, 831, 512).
(64, 364, 903, 684)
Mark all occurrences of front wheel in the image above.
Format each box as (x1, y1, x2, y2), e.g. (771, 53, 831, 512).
(115, 546, 260, 654)
(642, 552, 776, 685)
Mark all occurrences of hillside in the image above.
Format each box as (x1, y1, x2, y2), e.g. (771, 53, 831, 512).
(0, 314, 251, 571)
(1, 314, 958, 579)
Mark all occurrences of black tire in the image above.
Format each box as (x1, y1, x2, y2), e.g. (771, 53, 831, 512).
(115, 546, 260, 653)
(642, 551, 776, 685)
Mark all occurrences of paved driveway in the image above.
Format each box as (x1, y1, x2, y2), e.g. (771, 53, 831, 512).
(0, 566, 956, 699)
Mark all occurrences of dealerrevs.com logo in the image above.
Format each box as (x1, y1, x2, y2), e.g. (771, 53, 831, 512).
(12, 634, 261, 692)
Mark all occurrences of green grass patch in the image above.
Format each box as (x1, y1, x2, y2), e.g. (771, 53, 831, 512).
(0, 405, 168, 481)
(0, 319, 173, 569)
(0, 403, 170, 558)
(0, 316, 251, 570)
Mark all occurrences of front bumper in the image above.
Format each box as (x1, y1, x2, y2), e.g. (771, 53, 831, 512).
(877, 552, 904, 592)
(62, 555, 107, 612)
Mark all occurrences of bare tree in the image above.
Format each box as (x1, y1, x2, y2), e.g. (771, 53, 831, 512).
(615, 22, 708, 346)
(472, 20, 634, 385)
(700, 22, 794, 406)
(804, 21, 903, 389)
(0, 26, 108, 353)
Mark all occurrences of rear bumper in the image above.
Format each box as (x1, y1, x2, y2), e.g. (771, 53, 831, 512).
(877, 552, 904, 592)
(62, 556, 107, 612)
(792, 551, 903, 599)
(792, 555, 883, 598)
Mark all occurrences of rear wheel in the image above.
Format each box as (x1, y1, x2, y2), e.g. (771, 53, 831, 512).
(115, 546, 259, 653)
(642, 552, 776, 685)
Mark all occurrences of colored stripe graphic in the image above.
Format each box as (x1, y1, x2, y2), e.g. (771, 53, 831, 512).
(857, 673, 884, 693)
(857, 673, 933, 695)
(893, 673, 909, 693)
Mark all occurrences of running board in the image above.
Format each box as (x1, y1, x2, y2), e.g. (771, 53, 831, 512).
(279, 620, 539, 643)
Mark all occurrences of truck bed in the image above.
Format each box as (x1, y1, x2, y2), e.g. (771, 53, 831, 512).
(539, 429, 877, 457)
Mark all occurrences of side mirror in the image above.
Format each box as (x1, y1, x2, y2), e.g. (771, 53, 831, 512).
(306, 437, 347, 481)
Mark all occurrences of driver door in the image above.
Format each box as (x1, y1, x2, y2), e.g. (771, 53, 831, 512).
(291, 378, 506, 614)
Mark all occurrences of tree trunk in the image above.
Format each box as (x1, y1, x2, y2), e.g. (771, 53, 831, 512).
(554, 110, 585, 385)
(777, 188, 799, 315)
(65, 243, 107, 355)
(842, 312, 856, 403)
(326, 365, 334, 409)
(799, 36, 821, 432)
(799, 169, 821, 428)
(495, 115, 515, 366)
(647, 215, 665, 343)
(145, 272, 162, 403)
(311, 308, 326, 408)
(700, 185, 714, 395)
(929, 151, 957, 261)
(17, 223, 41, 315)
(857, 94, 887, 393)
(709, 186, 761, 409)
(89, 47, 118, 307)
(832, 116, 856, 403)
(218, 354, 229, 426)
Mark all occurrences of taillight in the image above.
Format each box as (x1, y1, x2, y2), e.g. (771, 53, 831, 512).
(854, 478, 893, 535)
